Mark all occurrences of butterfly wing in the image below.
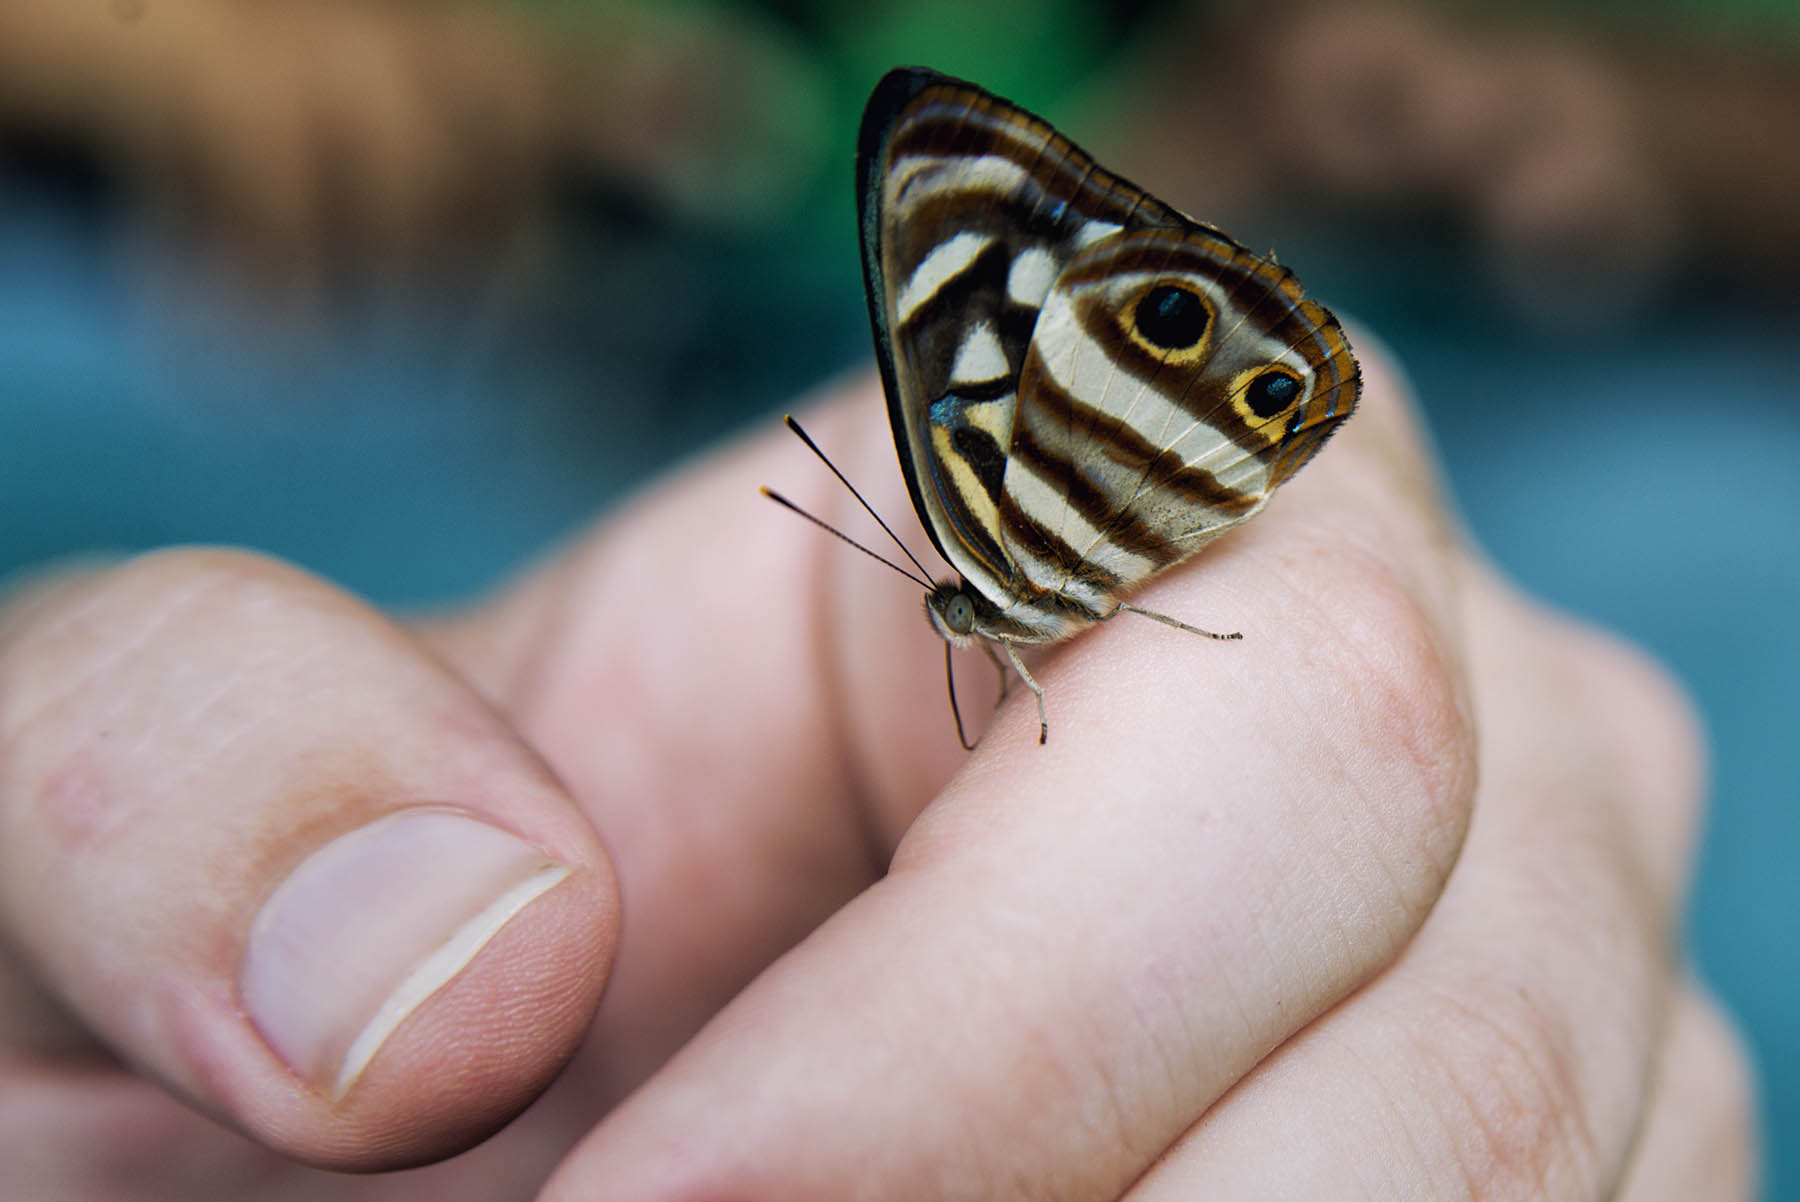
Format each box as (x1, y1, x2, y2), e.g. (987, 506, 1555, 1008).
(858, 67, 1359, 638)
(1000, 227, 1361, 619)
(858, 68, 1180, 601)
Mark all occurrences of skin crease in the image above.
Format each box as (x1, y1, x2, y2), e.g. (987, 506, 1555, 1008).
(0, 341, 1757, 1200)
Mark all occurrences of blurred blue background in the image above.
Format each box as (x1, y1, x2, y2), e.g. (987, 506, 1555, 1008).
(2, 0, 1794, 1192)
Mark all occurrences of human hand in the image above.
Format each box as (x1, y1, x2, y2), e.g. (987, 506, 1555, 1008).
(530, 342, 1756, 1198)
(0, 340, 1755, 1198)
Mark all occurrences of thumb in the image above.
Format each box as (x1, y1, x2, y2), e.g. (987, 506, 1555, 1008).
(0, 549, 618, 1169)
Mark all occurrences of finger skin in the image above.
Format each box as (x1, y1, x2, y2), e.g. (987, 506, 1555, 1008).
(1119, 572, 1711, 1199)
(1615, 983, 1759, 1202)
(433, 419, 919, 1107)
(535, 347, 1476, 1200)
(0, 549, 618, 1169)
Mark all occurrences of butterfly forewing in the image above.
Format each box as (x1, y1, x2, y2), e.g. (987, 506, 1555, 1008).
(859, 70, 1177, 610)
(858, 66, 1359, 650)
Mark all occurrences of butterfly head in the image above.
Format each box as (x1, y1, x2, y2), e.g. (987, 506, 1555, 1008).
(925, 576, 1084, 648)
(924, 579, 983, 647)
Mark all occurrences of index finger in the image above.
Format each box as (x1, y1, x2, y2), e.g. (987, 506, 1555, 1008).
(535, 336, 1477, 1199)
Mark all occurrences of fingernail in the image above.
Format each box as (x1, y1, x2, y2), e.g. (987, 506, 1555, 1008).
(241, 807, 571, 1098)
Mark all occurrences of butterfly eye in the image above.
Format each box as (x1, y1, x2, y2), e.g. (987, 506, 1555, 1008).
(1245, 369, 1303, 419)
(943, 593, 977, 634)
(1133, 285, 1209, 351)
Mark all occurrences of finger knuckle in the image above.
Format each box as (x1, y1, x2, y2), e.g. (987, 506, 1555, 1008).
(1518, 612, 1709, 906)
(1297, 547, 1477, 888)
(1582, 628, 1708, 844)
(1656, 989, 1761, 1197)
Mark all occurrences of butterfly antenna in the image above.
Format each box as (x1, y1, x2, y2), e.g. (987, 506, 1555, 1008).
(761, 488, 932, 590)
(780, 415, 939, 585)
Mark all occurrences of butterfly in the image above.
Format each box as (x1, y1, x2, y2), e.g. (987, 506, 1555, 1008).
(775, 67, 1360, 748)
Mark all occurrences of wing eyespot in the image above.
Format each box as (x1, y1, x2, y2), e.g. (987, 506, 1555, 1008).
(1132, 284, 1209, 351)
(1245, 369, 1304, 420)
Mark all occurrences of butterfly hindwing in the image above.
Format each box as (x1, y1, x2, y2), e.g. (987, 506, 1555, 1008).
(1002, 228, 1361, 616)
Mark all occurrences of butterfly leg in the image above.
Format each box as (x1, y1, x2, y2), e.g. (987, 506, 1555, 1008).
(981, 639, 1012, 704)
(1000, 638, 1048, 744)
(1108, 602, 1243, 641)
(944, 641, 976, 751)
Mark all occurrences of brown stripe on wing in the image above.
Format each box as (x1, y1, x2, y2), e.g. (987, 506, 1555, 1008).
(1019, 349, 1264, 516)
(994, 488, 1125, 606)
(886, 105, 1063, 198)
(1006, 423, 1184, 566)
(884, 92, 1029, 160)
(885, 191, 1097, 281)
(891, 231, 1017, 335)
(885, 86, 1183, 231)
(1053, 226, 1257, 288)
(891, 236, 1037, 403)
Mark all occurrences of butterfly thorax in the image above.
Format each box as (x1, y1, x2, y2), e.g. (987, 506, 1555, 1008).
(925, 577, 1092, 647)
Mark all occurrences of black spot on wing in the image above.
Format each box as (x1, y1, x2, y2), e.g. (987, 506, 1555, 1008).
(950, 424, 1007, 502)
(929, 394, 1009, 503)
